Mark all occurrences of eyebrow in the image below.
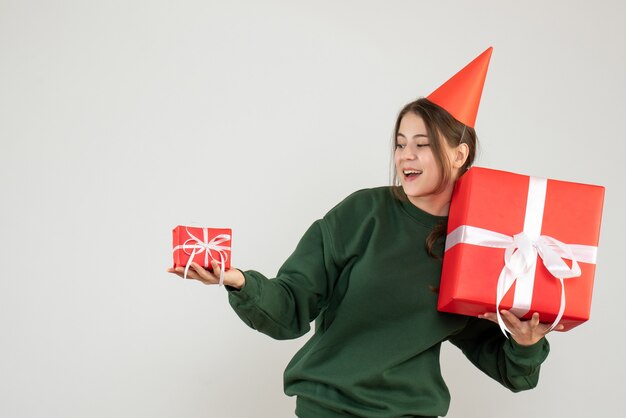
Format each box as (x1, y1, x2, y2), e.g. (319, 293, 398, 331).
(396, 133, 429, 139)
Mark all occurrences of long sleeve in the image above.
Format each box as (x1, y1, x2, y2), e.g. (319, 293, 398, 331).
(448, 317, 550, 392)
(226, 219, 341, 340)
(223, 187, 547, 417)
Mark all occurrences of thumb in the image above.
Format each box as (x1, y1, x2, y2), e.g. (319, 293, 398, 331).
(210, 259, 226, 286)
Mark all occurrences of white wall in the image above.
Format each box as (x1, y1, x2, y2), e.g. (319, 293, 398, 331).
(1, 1, 624, 417)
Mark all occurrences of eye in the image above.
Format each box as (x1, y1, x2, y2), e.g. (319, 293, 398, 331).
(416, 144, 430, 148)
(395, 143, 406, 149)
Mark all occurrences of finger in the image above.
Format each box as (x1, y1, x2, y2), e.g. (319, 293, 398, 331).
(500, 310, 522, 328)
(210, 260, 221, 275)
(167, 266, 186, 278)
(499, 310, 530, 335)
(190, 262, 208, 273)
(190, 262, 216, 281)
(529, 312, 540, 329)
(169, 269, 181, 278)
(170, 265, 203, 281)
(478, 312, 501, 325)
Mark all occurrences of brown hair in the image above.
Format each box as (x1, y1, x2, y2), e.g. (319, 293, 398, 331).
(390, 98, 478, 258)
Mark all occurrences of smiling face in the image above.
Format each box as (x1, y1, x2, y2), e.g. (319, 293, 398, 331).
(394, 112, 467, 216)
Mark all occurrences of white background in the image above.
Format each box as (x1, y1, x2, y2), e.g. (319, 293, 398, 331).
(1, 1, 625, 417)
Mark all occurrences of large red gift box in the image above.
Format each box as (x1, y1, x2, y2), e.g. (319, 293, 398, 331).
(438, 167, 604, 332)
(172, 226, 232, 273)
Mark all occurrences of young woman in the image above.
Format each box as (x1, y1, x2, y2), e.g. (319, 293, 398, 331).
(169, 51, 561, 418)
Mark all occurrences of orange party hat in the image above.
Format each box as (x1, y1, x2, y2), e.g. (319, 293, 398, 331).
(427, 47, 493, 128)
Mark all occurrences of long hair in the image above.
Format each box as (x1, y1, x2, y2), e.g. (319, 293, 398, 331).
(390, 98, 478, 258)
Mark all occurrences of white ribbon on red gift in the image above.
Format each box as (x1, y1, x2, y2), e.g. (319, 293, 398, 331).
(172, 227, 231, 286)
(444, 177, 598, 336)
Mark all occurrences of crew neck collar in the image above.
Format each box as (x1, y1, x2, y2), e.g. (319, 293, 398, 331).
(397, 195, 448, 228)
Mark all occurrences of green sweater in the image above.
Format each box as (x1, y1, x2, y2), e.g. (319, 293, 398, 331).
(227, 187, 549, 418)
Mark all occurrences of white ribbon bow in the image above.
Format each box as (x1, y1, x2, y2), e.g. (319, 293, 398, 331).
(445, 225, 597, 336)
(444, 176, 598, 337)
(173, 227, 231, 286)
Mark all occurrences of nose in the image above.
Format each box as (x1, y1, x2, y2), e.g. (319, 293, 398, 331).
(400, 146, 417, 160)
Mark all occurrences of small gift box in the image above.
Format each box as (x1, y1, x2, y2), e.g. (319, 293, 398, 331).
(437, 167, 604, 333)
(172, 226, 232, 284)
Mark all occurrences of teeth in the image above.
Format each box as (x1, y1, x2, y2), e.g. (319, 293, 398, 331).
(403, 169, 422, 175)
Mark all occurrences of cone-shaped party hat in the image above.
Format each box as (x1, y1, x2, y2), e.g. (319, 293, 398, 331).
(427, 47, 493, 128)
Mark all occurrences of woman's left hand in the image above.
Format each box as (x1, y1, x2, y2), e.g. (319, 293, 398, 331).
(479, 310, 564, 346)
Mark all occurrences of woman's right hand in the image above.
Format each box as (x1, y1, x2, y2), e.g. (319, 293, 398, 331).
(167, 260, 246, 289)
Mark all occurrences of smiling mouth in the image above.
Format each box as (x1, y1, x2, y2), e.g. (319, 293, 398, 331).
(403, 169, 422, 178)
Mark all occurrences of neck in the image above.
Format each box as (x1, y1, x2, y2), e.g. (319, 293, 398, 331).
(407, 189, 453, 216)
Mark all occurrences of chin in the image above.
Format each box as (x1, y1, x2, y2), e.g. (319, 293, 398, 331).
(401, 182, 423, 196)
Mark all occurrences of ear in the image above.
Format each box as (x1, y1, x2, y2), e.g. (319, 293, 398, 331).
(452, 143, 469, 169)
